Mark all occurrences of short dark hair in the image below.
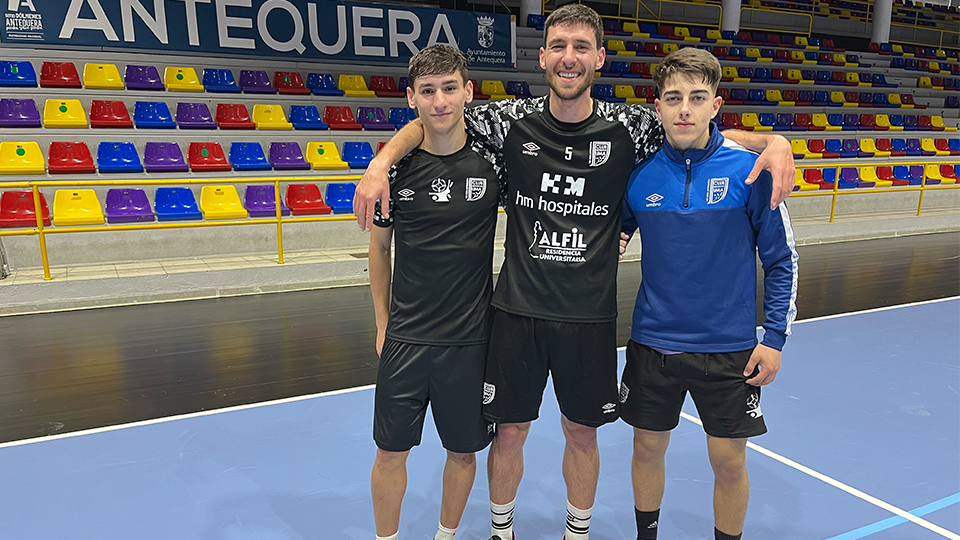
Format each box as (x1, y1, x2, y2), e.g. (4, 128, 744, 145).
(543, 4, 603, 49)
(652, 47, 722, 93)
(408, 44, 469, 89)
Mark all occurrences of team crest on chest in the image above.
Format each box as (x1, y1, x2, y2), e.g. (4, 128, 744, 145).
(707, 177, 729, 205)
(465, 177, 487, 202)
(589, 141, 611, 167)
(430, 178, 453, 202)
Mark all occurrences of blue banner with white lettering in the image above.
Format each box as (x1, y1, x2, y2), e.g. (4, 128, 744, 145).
(1, 0, 515, 68)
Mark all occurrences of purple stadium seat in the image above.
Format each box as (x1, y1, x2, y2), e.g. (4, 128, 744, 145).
(507, 81, 534, 98)
(105, 189, 155, 223)
(142, 142, 188, 173)
(244, 185, 290, 217)
(775, 113, 794, 131)
(0, 98, 41, 127)
(124, 65, 164, 90)
(843, 114, 860, 130)
(175, 103, 215, 129)
(268, 142, 310, 170)
(839, 167, 867, 188)
(239, 70, 276, 93)
(357, 107, 395, 131)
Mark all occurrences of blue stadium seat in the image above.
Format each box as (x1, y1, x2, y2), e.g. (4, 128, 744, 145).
(325, 183, 356, 214)
(288, 105, 329, 130)
(229, 142, 271, 171)
(202, 68, 241, 93)
(0, 61, 37, 87)
(389, 107, 417, 129)
(342, 142, 374, 168)
(155, 187, 202, 221)
(133, 101, 175, 128)
(97, 142, 143, 173)
(307, 73, 344, 96)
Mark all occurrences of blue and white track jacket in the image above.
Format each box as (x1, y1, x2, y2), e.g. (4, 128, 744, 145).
(622, 124, 799, 352)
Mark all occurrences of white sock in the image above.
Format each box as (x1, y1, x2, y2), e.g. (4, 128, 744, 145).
(491, 498, 516, 540)
(434, 523, 456, 540)
(376, 534, 398, 540)
(564, 501, 593, 539)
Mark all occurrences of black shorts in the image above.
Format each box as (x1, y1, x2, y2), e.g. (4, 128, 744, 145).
(482, 309, 620, 428)
(619, 341, 767, 439)
(374, 338, 494, 453)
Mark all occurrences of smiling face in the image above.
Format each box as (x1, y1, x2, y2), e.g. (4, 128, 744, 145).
(407, 72, 472, 137)
(539, 22, 606, 102)
(655, 73, 722, 151)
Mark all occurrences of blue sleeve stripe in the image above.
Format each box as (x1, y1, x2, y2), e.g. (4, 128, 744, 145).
(777, 201, 800, 336)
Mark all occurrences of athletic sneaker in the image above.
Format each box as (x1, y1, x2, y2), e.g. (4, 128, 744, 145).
(488, 535, 516, 540)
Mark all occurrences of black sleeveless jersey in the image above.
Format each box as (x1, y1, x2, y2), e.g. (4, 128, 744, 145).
(465, 97, 664, 323)
(373, 138, 505, 345)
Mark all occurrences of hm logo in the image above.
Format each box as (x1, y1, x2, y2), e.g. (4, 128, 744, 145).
(541, 172, 584, 197)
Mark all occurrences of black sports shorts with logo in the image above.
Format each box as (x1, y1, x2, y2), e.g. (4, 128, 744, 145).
(619, 341, 767, 438)
(374, 338, 493, 453)
(482, 309, 620, 428)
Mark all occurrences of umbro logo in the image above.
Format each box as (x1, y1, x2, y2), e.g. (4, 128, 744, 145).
(398, 188, 415, 201)
(645, 193, 663, 207)
(602, 402, 616, 414)
(522, 142, 541, 156)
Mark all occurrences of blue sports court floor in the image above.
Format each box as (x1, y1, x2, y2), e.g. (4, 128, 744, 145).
(1, 298, 957, 540)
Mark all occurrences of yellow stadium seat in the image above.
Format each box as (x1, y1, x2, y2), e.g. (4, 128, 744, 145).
(746, 47, 762, 59)
(607, 40, 635, 56)
(82, 63, 124, 90)
(935, 50, 947, 59)
(708, 29, 730, 43)
(662, 43, 679, 55)
(931, 116, 957, 132)
(787, 69, 809, 84)
(794, 170, 819, 191)
(794, 36, 809, 47)
(481, 80, 515, 100)
(812, 113, 842, 131)
(53, 189, 104, 226)
(767, 90, 792, 106)
(887, 94, 911, 109)
(791, 139, 821, 159)
(43, 99, 87, 128)
(928, 62, 941, 73)
(622, 22, 642, 36)
(0, 142, 45, 174)
(846, 72, 870, 87)
(674, 27, 698, 41)
(892, 44, 906, 55)
(200, 186, 247, 220)
(859, 167, 892, 187)
(925, 164, 951, 184)
(724, 66, 748, 83)
(918, 76, 933, 89)
(835, 53, 855, 66)
(860, 139, 889, 157)
(793, 50, 815, 65)
(338, 74, 376, 97)
(922, 138, 949, 156)
(164, 66, 204, 92)
(741, 113, 771, 131)
(830, 91, 857, 108)
(252, 104, 293, 130)
(615, 85, 643, 103)
(876, 114, 902, 131)
(306, 142, 349, 170)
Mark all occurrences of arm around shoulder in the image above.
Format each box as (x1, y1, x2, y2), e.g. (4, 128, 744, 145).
(354, 119, 425, 230)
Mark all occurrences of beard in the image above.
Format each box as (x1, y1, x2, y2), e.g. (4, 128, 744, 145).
(545, 69, 594, 101)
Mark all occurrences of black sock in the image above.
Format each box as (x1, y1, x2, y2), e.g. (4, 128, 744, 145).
(635, 508, 659, 540)
(715, 528, 742, 540)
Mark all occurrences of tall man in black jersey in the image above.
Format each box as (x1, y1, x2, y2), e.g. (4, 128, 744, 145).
(357, 6, 797, 539)
(368, 45, 504, 540)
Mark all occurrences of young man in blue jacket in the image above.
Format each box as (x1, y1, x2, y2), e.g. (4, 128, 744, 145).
(619, 47, 799, 540)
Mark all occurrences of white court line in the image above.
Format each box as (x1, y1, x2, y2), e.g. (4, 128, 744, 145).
(0, 384, 376, 450)
(791, 296, 959, 325)
(2, 296, 957, 450)
(680, 412, 960, 540)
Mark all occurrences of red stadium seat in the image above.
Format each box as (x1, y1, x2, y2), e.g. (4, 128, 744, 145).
(188, 142, 231, 172)
(215, 103, 256, 130)
(48, 142, 95, 174)
(40, 61, 81, 88)
(370, 76, 406, 98)
(323, 106, 363, 130)
(285, 184, 332, 215)
(273, 72, 310, 95)
(89, 100, 133, 128)
(0, 191, 51, 227)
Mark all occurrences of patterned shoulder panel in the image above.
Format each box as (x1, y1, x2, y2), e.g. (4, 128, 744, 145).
(372, 152, 414, 228)
(465, 97, 546, 151)
(596, 102, 665, 165)
(467, 137, 509, 208)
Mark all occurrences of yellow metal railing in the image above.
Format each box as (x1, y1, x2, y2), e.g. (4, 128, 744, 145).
(792, 161, 960, 223)
(0, 175, 362, 281)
